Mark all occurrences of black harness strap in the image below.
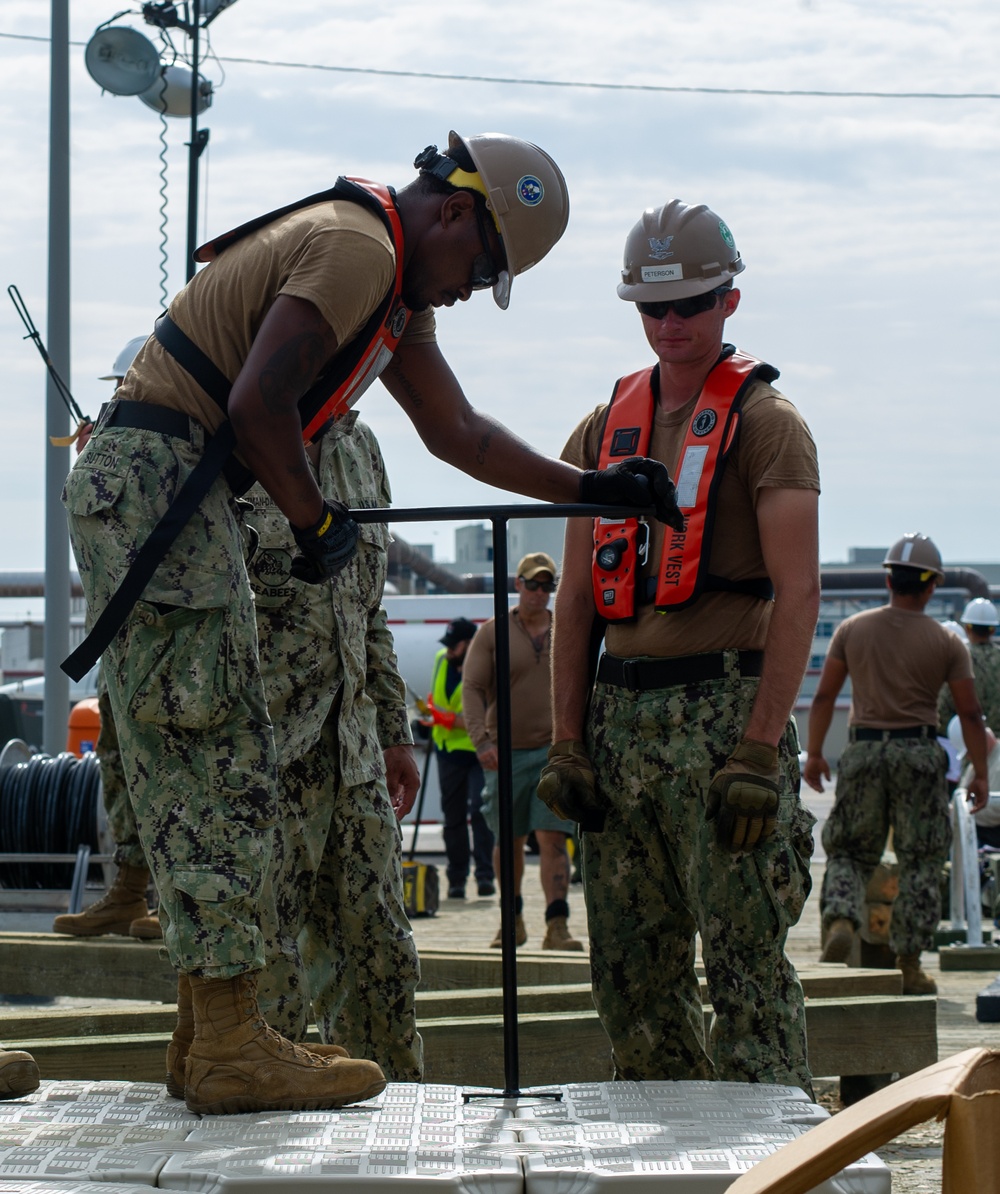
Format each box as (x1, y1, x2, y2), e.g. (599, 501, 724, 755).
(62, 421, 236, 681)
(62, 177, 401, 683)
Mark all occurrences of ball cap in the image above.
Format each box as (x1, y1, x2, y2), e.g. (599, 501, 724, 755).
(517, 551, 557, 580)
(440, 617, 478, 647)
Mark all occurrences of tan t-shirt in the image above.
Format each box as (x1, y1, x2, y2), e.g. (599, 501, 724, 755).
(461, 609, 553, 750)
(561, 371, 820, 658)
(119, 198, 436, 433)
(829, 605, 974, 728)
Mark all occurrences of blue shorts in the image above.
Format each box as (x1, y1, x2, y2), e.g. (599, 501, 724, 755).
(481, 745, 575, 839)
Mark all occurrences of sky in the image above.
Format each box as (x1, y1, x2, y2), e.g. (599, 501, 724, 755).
(2, 0, 999, 581)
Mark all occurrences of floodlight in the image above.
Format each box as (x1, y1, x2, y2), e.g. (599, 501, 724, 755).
(84, 26, 161, 96)
(138, 64, 213, 117)
(203, 0, 239, 24)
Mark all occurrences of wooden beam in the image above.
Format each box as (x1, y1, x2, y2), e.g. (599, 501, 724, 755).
(0, 935, 901, 1003)
(9, 995, 936, 1086)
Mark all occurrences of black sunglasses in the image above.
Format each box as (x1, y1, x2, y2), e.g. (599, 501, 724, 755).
(469, 202, 504, 292)
(637, 285, 731, 321)
(521, 577, 557, 592)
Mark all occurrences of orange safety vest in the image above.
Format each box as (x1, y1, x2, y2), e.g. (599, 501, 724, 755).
(592, 346, 778, 620)
(191, 176, 410, 443)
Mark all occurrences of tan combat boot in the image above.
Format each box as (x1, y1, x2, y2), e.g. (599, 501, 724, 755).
(541, 916, 585, 951)
(490, 914, 527, 948)
(0, 1050, 40, 1100)
(52, 863, 151, 937)
(819, 918, 855, 963)
(166, 972, 351, 1100)
(896, 953, 937, 995)
(129, 912, 163, 940)
(184, 973, 382, 1114)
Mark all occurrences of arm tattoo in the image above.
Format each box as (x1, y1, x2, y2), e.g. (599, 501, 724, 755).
(259, 332, 329, 417)
(475, 429, 492, 466)
(384, 360, 423, 409)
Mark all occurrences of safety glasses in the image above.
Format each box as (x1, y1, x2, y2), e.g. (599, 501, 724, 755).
(521, 578, 557, 593)
(637, 285, 731, 321)
(469, 202, 505, 292)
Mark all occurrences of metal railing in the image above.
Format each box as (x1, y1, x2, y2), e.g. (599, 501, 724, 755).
(352, 499, 636, 1099)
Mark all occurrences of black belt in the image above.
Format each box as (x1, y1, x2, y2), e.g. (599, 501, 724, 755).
(850, 725, 938, 742)
(98, 399, 192, 440)
(597, 649, 764, 691)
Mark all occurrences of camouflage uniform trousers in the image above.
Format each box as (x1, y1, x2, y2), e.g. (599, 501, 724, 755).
(249, 418, 421, 1079)
(96, 671, 146, 870)
(820, 736, 950, 955)
(259, 713, 422, 1081)
(62, 417, 277, 977)
(583, 656, 815, 1092)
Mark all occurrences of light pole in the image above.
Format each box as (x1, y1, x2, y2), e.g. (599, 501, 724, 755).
(85, 1, 237, 282)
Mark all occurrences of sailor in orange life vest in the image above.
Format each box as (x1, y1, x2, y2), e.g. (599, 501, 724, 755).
(540, 200, 821, 1092)
(62, 132, 683, 1118)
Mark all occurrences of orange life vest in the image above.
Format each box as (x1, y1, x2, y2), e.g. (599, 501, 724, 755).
(592, 346, 778, 619)
(190, 176, 410, 443)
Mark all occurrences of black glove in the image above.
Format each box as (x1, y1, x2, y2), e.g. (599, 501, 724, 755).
(289, 500, 359, 583)
(536, 740, 607, 833)
(580, 457, 684, 531)
(705, 738, 781, 851)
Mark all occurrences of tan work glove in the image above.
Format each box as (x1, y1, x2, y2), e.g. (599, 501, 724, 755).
(705, 738, 781, 851)
(536, 740, 607, 833)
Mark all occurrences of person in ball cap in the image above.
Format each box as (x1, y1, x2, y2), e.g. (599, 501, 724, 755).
(426, 618, 495, 900)
(463, 550, 583, 950)
(546, 199, 821, 1091)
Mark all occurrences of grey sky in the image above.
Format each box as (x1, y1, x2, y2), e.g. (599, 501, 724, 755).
(2, 0, 998, 568)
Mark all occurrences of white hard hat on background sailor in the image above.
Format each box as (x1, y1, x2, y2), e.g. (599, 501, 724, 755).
(100, 335, 148, 385)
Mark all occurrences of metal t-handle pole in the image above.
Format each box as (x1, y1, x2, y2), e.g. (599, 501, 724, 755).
(351, 500, 649, 1096)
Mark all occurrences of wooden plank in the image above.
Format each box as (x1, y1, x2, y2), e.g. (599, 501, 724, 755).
(938, 944, 1000, 971)
(0, 933, 175, 1002)
(10, 995, 936, 1086)
(415, 984, 595, 1019)
(0, 935, 899, 1005)
(802, 995, 937, 1078)
(417, 949, 592, 990)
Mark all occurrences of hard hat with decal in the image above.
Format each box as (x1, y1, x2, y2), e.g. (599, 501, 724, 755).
(961, 597, 1000, 628)
(617, 200, 745, 302)
(414, 131, 569, 310)
(882, 533, 944, 580)
(100, 335, 148, 381)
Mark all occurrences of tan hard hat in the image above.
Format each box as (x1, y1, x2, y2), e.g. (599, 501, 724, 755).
(416, 131, 570, 309)
(617, 200, 744, 302)
(882, 533, 944, 580)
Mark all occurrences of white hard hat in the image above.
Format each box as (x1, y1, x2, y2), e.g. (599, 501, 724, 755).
(941, 620, 969, 643)
(100, 335, 148, 381)
(961, 597, 1000, 628)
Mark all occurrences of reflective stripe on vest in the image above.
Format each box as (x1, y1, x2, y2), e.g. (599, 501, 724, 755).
(592, 347, 778, 618)
(192, 176, 409, 444)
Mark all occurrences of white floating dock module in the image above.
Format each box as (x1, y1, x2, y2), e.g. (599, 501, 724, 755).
(0, 1078, 889, 1192)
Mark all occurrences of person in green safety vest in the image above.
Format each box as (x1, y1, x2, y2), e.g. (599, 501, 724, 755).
(426, 618, 495, 900)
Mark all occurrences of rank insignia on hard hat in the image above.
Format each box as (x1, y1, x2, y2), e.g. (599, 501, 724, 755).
(517, 175, 544, 206)
(648, 236, 675, 260)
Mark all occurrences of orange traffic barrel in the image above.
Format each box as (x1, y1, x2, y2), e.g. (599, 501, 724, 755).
(66, 697, 101, 758)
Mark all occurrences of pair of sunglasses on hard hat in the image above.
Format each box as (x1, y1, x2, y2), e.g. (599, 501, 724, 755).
(637, 283, 732, 321)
